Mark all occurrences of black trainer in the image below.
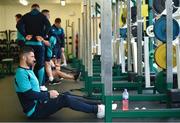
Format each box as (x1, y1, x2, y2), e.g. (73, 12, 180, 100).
(49, 78, 62, 85)
(74, 72, 81, 81)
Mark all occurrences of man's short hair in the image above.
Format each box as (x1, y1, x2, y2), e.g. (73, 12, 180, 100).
(19, 46, 34, 58)
(15, 14, 22, 19)
(55, 18, 61, 23)
(41, 9, 49, 13)
(31, 3, 40, 9)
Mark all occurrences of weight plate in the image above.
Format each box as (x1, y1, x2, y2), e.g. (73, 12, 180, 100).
(154, 16, 179, 42)
(120, 28, 127, 39)
(146, 25, 155, 37)
(154, 43, 176, 69)
(153, 0, 179, 14)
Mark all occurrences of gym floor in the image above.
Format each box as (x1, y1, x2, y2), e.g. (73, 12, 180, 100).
(1, 75, 180, 122)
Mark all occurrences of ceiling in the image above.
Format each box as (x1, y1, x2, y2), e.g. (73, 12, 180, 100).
(0, 0, 82, 5)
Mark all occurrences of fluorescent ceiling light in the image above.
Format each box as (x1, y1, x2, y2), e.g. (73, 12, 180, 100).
(112, 0, 116, 3)
(61, 0, 66, 6)
(19, 0, 29, 6)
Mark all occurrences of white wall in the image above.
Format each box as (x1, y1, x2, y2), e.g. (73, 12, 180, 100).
(0, 4, 81, 34)
(0, 5, 6, 30)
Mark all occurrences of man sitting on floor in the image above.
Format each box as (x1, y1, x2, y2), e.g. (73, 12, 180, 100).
(14, 46, 105, 119)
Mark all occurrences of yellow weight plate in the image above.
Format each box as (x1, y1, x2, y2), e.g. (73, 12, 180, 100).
(120, 8, 127, 27)
(156, 40, 163, 46)
(154, 44, 177, 69)
(141, 4, 148, 17)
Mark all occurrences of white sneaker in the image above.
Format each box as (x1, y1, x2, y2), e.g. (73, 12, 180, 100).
(40, 86, 48, 91)
(61, 63, 67, 67)
(97, 104, 105, 119)
(112, 103, 117, 110)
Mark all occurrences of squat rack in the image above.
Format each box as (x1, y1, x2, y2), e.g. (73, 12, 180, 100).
(102, 0, 180, 122)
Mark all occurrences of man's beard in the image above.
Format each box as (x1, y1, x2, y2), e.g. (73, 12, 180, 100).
(26, 60, 36, 68)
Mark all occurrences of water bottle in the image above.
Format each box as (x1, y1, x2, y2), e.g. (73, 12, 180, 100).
(122, 89, 129, 111)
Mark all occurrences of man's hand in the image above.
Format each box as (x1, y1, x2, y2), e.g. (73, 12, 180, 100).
(55, 64, 61, 70)
(36, 36, 44, 42)
(61, 48, 65, 53)
(26, 35, 33, 40)
(55, 64, 60, 67)
(32, 61, 36, 70)
(43, 40, 50, 46)
(49, 90, 59, 99)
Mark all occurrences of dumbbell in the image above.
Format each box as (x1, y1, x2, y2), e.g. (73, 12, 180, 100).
(2, 47, 6, 52)
(11, 39, 14, 44)
(13, 46, 16, 52)
(15, 47, 19, 52)
(2, 54, 6, 59)
(2, 39, 7, 44)
(0, 54, 3, 59)
(0, 54, 2, 59)
(10, 46, 14, 52)
(13, 54, 18, 58)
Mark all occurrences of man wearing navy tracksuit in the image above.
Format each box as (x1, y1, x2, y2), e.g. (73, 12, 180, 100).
(14, 46, 105, 119)
(16, 4, 51, 90)
(51, 18, 65, 65)
(15, 14, 25, 48)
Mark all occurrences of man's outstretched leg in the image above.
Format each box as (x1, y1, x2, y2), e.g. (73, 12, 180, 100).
(30, 92, 105, 119)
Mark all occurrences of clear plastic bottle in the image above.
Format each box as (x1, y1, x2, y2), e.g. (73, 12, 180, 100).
(122, 89, 129, 111)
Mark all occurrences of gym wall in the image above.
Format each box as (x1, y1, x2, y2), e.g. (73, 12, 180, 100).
(0, 5, 6, 31)
(0, 4, 81, 34)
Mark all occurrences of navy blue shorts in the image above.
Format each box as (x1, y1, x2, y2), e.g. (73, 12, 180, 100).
(52, 45, 61, 59)
(45, 46, 51, 62)
(45, 57, 51, 62)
